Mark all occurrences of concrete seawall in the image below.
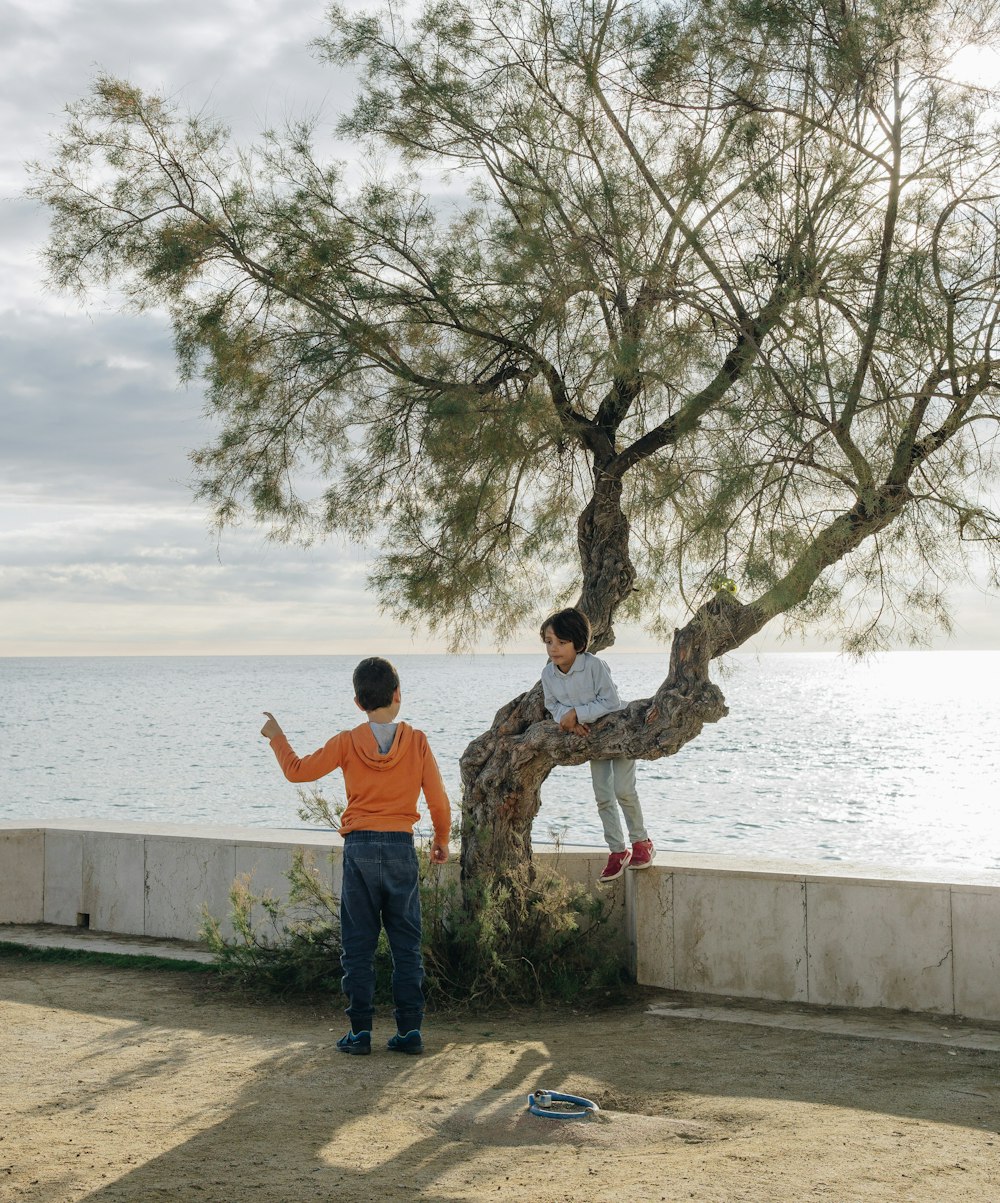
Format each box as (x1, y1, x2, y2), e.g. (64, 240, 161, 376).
(2, 820, 998, 1021)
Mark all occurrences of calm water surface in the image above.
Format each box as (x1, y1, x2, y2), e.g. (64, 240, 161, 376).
(2, 651, 998, 873)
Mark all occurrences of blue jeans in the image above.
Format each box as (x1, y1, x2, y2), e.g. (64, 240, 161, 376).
(340, 831, 424, 1034)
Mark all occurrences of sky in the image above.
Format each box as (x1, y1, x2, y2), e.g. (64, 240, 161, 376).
(2, 0, 999, 657)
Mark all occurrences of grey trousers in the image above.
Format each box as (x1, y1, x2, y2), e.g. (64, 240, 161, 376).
(589, 757, 648, 853)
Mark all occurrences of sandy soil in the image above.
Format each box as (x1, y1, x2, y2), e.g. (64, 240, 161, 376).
(2, 956, 999, 1203)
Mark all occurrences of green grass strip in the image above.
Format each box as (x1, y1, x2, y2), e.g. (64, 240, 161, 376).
(0, 940, 215, 974)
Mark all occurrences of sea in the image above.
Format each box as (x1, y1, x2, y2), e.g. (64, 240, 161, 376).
(2, 651, 999, 874)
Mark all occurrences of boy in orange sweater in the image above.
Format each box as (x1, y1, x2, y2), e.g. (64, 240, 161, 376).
(261, 656, 450, 1056)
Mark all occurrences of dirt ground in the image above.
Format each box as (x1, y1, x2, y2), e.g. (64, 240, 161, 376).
(2, 956, 999, 1203)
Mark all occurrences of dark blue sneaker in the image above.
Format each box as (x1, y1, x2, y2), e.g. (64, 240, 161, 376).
(337, 1030, 371, 1056)
(387, 1029, 423, 1055)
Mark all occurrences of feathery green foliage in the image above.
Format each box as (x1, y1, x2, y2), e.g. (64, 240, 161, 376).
(30, 0, 1000, 653)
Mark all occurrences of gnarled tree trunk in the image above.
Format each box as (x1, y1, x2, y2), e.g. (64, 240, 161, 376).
(458, 464, 738, 896)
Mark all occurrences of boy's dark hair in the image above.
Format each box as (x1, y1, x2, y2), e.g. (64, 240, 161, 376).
(540, 607, 591, 653)
(353, 657, 400, 712)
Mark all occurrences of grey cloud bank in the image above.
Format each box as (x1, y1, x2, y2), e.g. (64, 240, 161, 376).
(1, 312, 195, 499)
(1, 0, 411, 655)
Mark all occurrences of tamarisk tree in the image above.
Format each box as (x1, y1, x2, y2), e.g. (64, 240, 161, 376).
(32, 0, 1000, 896)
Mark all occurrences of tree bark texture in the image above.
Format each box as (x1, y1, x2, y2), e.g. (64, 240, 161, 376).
(576, 472, 636, 652)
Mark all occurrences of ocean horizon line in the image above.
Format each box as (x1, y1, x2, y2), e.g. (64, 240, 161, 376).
(4, 647, 999, 660)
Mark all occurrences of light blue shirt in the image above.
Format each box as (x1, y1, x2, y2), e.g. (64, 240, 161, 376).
(541, 652, 623, 725)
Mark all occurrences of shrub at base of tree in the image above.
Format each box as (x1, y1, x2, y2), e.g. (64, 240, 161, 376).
(201, 847, 630, 1009)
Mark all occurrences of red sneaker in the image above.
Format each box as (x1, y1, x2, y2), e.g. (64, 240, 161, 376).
(628, 839, 655, 869)
(598, 849, 632, 884)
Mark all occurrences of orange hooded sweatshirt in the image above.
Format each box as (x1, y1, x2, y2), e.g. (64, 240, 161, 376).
(269, 722, 451, 842)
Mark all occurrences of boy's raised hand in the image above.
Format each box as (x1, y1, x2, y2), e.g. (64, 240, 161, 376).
(260, 711, 283, 741)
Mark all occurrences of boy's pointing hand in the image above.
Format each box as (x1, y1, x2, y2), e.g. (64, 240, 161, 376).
(260, 711, 283, 741)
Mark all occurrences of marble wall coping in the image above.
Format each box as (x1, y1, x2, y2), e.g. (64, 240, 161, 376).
(3, 820, 998, 889)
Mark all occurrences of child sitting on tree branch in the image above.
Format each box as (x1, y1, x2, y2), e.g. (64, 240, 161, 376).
(540, 607, 655, 884)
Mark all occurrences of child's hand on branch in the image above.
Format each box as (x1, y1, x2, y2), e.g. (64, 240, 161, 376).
(559, 708, 589, 736)
(260, 711, 283, 741)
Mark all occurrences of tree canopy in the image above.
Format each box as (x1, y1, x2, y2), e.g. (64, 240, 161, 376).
(32, 0, 1000, 659)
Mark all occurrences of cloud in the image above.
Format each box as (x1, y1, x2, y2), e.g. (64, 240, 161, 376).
(0, 307, 200, 502)
(0, 492, 400, 654)
(0, 593, 396, 656)
(0, 498, 364, 597)
(2, 0, 348, 175)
